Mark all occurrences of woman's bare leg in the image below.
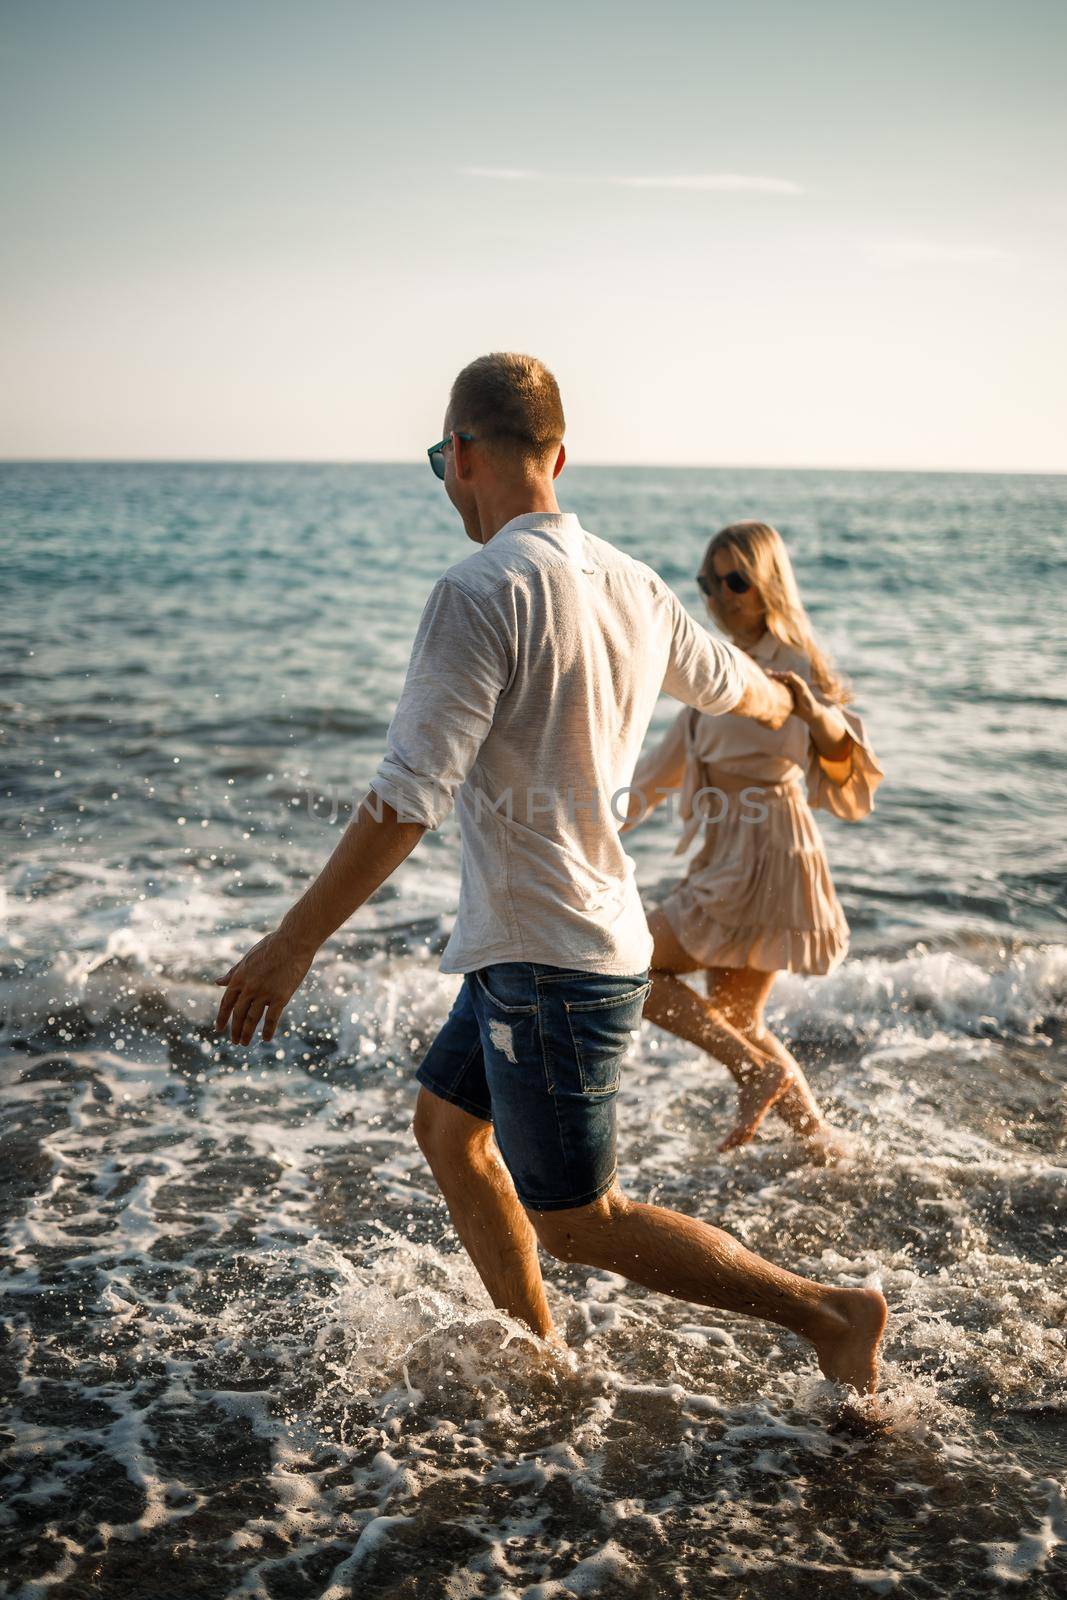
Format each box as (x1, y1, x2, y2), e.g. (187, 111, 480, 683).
(643, 910, 796, 1148)
(706, 966, 832, 1143)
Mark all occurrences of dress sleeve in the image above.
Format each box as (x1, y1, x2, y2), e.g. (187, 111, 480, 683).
(805, 699, 885, 821)
(629, 707, 706, 855)
(631, 706, 690, 806)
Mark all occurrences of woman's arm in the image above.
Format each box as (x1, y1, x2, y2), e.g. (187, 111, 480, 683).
(769, 668, 886, 819)
(620, 707, 690, 831)
(768, 669, 853, 762)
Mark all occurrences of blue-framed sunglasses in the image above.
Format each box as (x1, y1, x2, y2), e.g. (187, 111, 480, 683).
(427, 431, 476, 481)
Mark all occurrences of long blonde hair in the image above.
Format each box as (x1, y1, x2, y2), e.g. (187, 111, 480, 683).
(702, 521, 852, 706)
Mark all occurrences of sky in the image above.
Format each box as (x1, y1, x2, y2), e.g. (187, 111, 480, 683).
(1, 0, 1065, 470)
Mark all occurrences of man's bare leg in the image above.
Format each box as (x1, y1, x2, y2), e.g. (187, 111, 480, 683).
(532, 1185, 887, 1394)
(644, 911, 795, 1148)
(413, 1086, 557, 1340)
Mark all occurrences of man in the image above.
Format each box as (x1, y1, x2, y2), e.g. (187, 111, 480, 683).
(214, 353, 887, 1394)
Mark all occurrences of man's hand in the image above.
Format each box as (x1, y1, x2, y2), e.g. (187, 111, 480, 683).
(210, 793, 426, 1047)
(731, 656, 795, 731)
(767, 668, 819, 724)
(214, 927, 316, 1046)
(768, 668, 854, 762)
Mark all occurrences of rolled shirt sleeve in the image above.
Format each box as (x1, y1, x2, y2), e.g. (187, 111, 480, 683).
(368, 576, 512, 829)
(661, 588, 747, 715)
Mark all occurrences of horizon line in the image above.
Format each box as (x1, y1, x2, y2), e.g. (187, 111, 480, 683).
(1, 456, 1065, 478)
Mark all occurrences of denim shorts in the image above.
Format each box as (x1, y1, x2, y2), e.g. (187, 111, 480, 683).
(415, 962, 653, 1212)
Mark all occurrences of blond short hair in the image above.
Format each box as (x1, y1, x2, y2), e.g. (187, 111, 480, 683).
(448, 352, 565, 458)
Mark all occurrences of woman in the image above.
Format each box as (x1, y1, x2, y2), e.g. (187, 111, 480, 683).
(624, 521, 884, 1156)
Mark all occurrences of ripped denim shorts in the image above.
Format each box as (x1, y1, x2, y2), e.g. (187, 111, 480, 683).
(415, 961, 652, 1212)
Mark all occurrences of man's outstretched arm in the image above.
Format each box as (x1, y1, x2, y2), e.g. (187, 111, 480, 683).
(729, 652, 795, 729)
(214, 574, 509, 1048)
(214, 795, 426, 1045)
(661, 585, 793, 730)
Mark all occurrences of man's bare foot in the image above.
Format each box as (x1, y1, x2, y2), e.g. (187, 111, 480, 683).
(810, 1287, 888, 1395)
(719, 1060, 796, 1150)
(500, 1318, 565, 1352)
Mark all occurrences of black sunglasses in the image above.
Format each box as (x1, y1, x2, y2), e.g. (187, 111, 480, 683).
(427, 431, 475, 481)
(697, 569, 752, 597)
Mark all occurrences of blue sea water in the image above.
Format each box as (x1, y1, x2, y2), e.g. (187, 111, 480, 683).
(1, 463, 1066, 1597)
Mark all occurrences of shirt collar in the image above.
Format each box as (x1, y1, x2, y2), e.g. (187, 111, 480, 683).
(490, 511, 584, 550)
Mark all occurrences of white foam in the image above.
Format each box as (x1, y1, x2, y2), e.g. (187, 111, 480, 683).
(770, 941, 1067, 1041)
(3, 930, 1066, 1596)
(982, 1480, 1067, 1584)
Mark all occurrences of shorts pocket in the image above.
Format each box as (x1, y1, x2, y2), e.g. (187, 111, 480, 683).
(563, 979, 652, 1095)
(472, 966, 538, 1016)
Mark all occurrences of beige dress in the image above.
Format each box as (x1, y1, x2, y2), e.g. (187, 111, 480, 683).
(632, 628, 885, 975)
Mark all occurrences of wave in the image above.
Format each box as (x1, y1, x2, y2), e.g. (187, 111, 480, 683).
(2, 910, 1065, 1059)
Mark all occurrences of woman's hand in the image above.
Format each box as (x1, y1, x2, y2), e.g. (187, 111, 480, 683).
(214, 927, 317, 1045)
(768, 669, 855, 764)
(618, 787, 649, 834)
(766, 668, 819, 724)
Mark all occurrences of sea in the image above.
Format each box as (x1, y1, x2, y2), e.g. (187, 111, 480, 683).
(1, 462, 1065, 1599)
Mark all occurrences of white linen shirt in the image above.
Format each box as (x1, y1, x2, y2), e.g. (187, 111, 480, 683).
(369, 512, 747, 975)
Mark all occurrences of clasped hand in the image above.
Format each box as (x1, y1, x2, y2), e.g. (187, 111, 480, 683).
(766, 668, 818, 724)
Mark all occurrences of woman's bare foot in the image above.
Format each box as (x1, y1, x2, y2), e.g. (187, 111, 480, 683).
(738, 1027, 837, 1154)
(773, 1074, 827, 1136)
(809, 1287, 888, 1394)
(796, 1125, 858, 1167)
(719, 1059, 796, 1150)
